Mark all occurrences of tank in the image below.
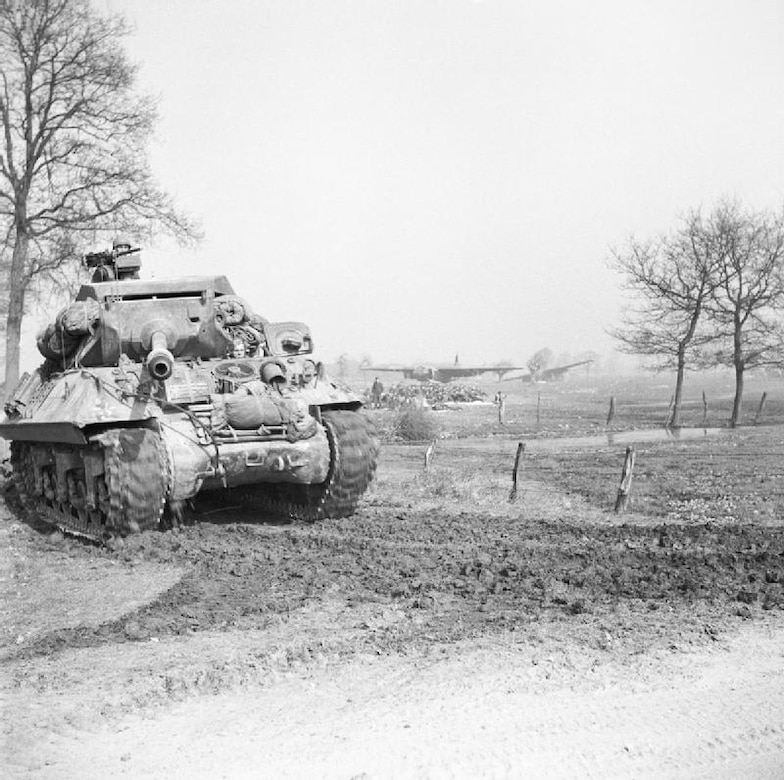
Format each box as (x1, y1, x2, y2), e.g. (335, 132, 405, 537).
(0, 243, 380, 540)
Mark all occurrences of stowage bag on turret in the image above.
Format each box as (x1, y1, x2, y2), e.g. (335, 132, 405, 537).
(59, 300, 100, 336)
(37, 322, 81, 361)
(36, 300, 101, 360)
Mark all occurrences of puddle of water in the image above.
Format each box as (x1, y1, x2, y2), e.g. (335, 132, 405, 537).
(433, 428, 726, 454)
(528, 427, 725, 451)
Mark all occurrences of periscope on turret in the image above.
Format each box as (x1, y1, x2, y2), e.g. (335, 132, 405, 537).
(0, 243, 379, 540)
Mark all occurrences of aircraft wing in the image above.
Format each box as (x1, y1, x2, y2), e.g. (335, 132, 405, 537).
(360, 364, 431, 381)
(361, 364, 528, 382)
(361, 365, 408, 372)
(435, 366, 527, 377)
(538, 359, 594, 380)
(362, 360, 592, 383)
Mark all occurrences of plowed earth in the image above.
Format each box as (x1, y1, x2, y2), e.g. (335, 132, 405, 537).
(2, 422, 784, 777)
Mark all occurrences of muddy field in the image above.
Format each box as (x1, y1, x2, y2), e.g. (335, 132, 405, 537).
(1, 374, 784, 776)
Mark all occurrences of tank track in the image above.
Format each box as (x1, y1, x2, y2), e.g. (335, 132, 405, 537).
(229, 410, 380, 522)
(9, 428, 169, 541)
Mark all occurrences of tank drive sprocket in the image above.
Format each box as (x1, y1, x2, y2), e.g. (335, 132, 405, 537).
(230, 410, 379, 522)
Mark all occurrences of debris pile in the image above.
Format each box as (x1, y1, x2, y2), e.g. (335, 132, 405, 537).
(371, 381, 487, 409)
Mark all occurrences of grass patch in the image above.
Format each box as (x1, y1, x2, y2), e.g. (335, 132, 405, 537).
(529, 428, 784, 523)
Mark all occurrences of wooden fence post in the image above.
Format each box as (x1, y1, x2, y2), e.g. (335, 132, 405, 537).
(606, 396, 616, 426)
(536, 392, 541, 425)
(754, 392, 768, 425)
(509, 442, 525, 502)
(614, 446, 636, 512)
(424, 438, 437, 471)
(702, 391, 708, 426)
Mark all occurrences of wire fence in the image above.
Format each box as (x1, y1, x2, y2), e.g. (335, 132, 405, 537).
(378, 432, 784, 524)
(371, 381, 784, 434)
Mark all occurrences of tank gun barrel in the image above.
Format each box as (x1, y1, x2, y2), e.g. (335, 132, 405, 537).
(146, 330, 175, 381)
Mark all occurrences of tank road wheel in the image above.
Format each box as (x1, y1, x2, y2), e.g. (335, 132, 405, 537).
(8, 430, 168, 541)
(96, 428, 170, 537)
(66, 472, 100, 535)
(232, 410, 380, 522)
(9, 441, 34, 509)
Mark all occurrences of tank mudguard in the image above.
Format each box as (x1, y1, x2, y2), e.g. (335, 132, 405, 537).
(0, 366, 158, 443)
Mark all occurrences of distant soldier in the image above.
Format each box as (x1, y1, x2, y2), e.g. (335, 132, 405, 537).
(371, 377, 384, 408)
(495, 390, 506, 425)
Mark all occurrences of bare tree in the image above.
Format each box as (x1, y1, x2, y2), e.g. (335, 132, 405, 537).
(609, 211, 718, 427)
(0, 0, 198, 396)
(700, 201, 784, 427)
(526, 347, 553, 380)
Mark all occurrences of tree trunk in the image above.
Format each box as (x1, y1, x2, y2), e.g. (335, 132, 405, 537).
(729, 315, 744, 429)
(730, 362, 744, 428)
(671, 353, 686, 428)
(3, 231, 29, 401)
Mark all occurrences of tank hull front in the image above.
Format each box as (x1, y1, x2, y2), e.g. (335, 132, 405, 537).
(161, 416, 331, 501)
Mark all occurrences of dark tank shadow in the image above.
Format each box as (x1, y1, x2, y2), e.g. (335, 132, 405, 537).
(186, 490, 294, 528)
(2, 483, 50, 534)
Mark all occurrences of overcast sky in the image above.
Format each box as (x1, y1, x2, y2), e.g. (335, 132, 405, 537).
(92, 0, 784, 366)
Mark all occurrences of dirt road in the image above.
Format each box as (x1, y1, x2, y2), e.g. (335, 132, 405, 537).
(11, 620, 784, 778)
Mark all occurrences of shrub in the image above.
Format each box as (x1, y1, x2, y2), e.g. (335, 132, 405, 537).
(393, 406, 440, 442)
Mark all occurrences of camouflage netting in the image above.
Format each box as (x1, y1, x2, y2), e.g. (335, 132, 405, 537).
(37, 300, 101, 361)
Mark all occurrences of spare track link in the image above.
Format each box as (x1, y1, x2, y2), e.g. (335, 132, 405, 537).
(232, 409, 380, 522)
(9, 429, 169, 541)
